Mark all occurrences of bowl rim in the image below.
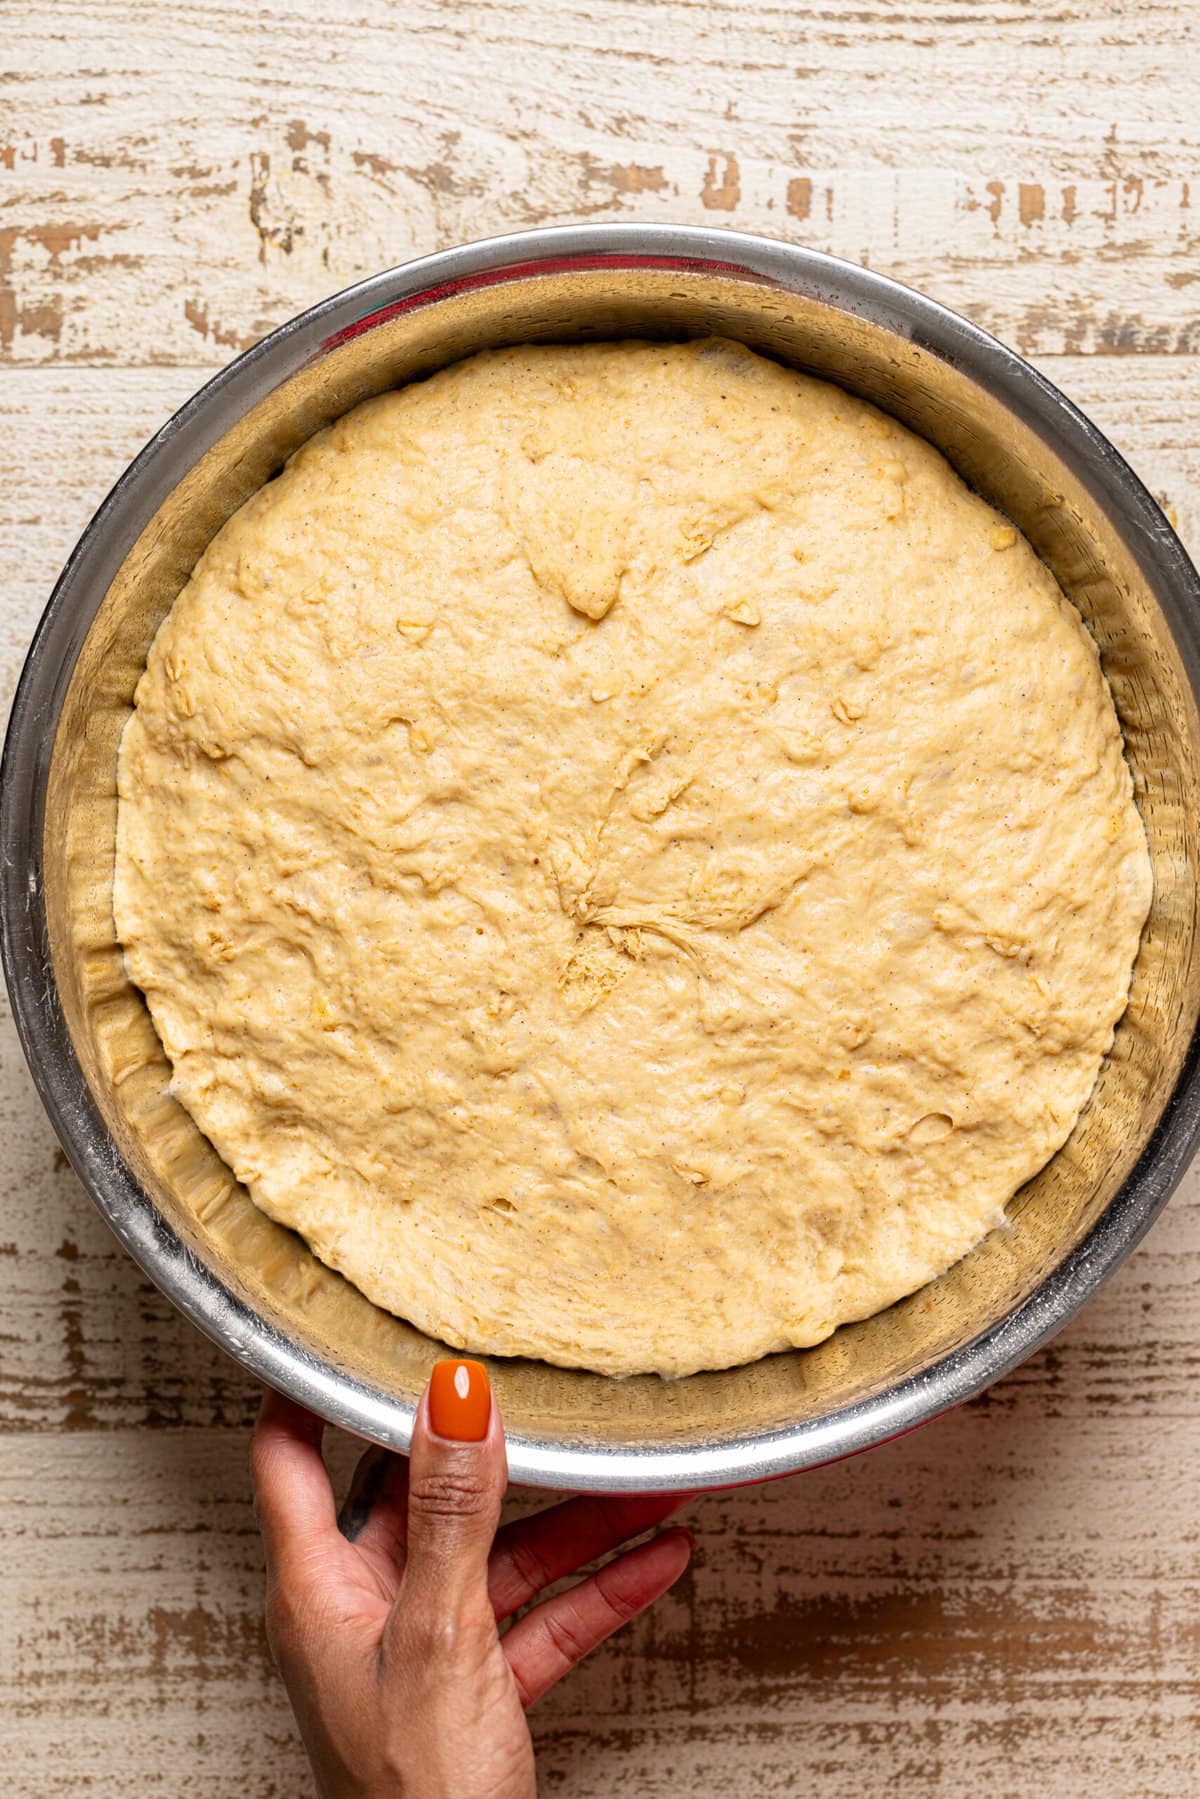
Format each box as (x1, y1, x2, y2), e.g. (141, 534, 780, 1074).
(5, 221, 1200, 1490)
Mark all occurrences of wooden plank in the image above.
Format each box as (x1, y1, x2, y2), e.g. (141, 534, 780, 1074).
(2, 1415, 1198, 1794)
(2, 1, 1200, 364)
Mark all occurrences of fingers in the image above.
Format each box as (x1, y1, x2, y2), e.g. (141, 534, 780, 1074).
(488, 1493, 688, 1621)
(503, 1527, 693, 1709)
(338, 1446, 390, 1541)
(393, 1360, 507, 1620)
(250, 1388, 337, 1581)
(337, 1443, 410, 1564)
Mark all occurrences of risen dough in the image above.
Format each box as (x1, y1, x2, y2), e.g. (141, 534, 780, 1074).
(115, 340, 1152, 1376)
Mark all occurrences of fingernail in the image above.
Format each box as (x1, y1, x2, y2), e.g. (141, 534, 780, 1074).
(428, 1359, 491, 1442)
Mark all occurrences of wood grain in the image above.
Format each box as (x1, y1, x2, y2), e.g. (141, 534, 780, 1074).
(3, 1409, 1198, 1795)
(3, 2, 1200, 1793)
(3, 1, 1200, 363)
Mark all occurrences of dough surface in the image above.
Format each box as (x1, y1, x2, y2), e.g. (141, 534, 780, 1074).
(115, 340, 1152, 1376)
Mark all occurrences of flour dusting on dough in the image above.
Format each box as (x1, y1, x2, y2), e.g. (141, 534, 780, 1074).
(114, 341, 1152, 1376)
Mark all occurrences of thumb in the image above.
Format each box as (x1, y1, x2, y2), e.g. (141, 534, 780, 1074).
(398, 1359, 507, 1618)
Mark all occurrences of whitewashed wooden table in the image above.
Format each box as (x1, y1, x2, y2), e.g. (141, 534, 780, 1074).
(3, 4, 1199, 1793)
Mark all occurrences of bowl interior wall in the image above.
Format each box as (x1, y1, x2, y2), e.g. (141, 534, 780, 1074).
(41, 264, 1200, 1453)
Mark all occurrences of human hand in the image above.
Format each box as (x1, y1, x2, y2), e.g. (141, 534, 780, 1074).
(250, 1362, 693, 1798)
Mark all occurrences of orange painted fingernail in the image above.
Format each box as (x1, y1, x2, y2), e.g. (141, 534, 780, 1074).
(428, 1359, 491, 1442)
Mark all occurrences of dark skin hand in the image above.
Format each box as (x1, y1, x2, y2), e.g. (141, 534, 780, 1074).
(250, 1361, 693, 1798)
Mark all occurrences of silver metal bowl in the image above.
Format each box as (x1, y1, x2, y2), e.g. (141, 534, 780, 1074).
(4, 224, 1200, 1491)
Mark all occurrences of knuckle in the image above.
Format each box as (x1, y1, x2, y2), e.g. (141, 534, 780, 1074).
(405, 1605, 466, 1659)
(506, 1534, 557, 1597)
(380, 1739, 414, 1785)
(593, 1565, 641, 1628)
(408, 1467, 492, 1522)
(393, 1596, 491, 1677)
(542, 1604, 592, 1668)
